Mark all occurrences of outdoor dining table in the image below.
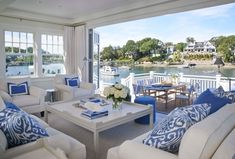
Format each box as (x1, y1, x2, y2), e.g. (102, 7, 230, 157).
(144, 84, 185, 109)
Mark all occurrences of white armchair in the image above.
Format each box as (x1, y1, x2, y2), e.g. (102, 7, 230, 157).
(0, 77, 46, 114)
(54, 74, 96, 101)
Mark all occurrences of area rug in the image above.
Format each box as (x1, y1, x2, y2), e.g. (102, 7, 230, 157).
(47, 112, 166, 159)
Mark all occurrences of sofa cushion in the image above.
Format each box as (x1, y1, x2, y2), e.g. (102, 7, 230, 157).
(4, 101, 21, 111)
(143, 109, 192, 153)
(0, 108, 48, 148)
(74, 88, 91, 97)
(212, 128, 235, 159)
(12, 95, 40, 107)
(178, 103, 235, 159)
(170, 103, 211, 124)
(8, 81, 29, 96)
(194, 89, 230, 114)
(65, 77, 80, 87)
(0, 129, 7, 153)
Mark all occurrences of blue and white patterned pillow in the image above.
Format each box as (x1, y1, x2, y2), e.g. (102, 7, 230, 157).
(4, 101, 21, 111)
(143, 109, 192, 153)
(65, 77, 80, 87)
(224, 92, 235, 103)
(0, 108, 48, 148)
(7, 82, 29, 96)
(170, 103, 211, 124)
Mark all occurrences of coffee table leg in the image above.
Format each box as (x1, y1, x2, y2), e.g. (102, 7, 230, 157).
(94, 131, 99, 158)
(150, 111, 154, 128)
(45, 110, 48, 123)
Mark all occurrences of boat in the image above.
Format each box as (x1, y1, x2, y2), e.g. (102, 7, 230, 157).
(181, 63, 197, 68)
(100, 66, 120, 76)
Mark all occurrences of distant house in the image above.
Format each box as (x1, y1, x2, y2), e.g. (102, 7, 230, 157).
(184, 41, 216, 53)
(166, 45, 175, 54)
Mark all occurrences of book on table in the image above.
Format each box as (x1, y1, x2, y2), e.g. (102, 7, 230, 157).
(81, 110, 108, 119)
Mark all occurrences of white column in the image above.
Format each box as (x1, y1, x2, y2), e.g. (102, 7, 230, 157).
(149, 71, 154, 79)
(129, 73, 135, 102)
(0, 29, 5, 78)
(179, 73, 184, 83)
(74, 25, 88, 82)
(64, 26, 75, 74)
(35, 32, 42, 77)
(216, 74, 221, 88)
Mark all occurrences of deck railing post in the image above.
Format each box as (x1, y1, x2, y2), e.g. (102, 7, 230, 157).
(150, 71, 154, 79)
(120, 78, 125, 86)
(216, 74, 221, 88)
(130, 73, 135, 102)
(179, 73, 184, 83)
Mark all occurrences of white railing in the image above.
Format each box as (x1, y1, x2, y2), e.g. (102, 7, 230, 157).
(118, 71, 235, 102)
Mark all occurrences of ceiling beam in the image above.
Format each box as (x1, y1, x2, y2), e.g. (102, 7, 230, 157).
(0, 0, 16, 12)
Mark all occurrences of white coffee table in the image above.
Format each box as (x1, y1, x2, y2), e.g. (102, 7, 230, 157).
(46, 100, 153, 158)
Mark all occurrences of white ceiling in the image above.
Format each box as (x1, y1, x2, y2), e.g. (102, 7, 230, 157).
(0, 0, 234, 26)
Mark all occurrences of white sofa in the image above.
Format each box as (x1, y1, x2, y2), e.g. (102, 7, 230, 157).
(0, 114, 86, 159)
(107, 103, 235, 159)
(0, 77, 47, 114)
(55, 74, 96, 101)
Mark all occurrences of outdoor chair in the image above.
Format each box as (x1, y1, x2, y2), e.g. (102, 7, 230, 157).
(174, 84, 195, 106)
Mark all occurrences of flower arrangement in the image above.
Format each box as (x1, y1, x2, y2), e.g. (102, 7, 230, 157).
(103, 83, 130, 110)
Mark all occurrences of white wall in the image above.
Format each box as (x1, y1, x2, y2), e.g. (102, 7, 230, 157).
(0, 16, 64, 89)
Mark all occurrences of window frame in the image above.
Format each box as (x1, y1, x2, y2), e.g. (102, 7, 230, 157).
(3, 29, 65, 77)
(41, 33, 65, 76)
(4, 30, 35, 77)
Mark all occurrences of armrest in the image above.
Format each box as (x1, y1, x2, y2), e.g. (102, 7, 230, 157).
(0, 90, 12, 102)
(43, 134, 86, 159)
(29, 86, 47, 105)
(80, 82, 96, 91)
(119, 141, 177, 159)
(55, 84, 73, 94)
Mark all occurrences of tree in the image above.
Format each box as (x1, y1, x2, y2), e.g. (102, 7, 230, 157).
(123, 40, 137, 53)
(100, 45, 115, 60)
(186, 37, 195, 44)
(213, 35, 235, 62)
(175, 42, 187, 52)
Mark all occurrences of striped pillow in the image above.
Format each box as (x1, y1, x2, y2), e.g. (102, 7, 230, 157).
(7, 82, 29, 96)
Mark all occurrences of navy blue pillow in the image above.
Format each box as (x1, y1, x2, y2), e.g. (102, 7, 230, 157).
(65, 77, 80, 87)
(194, 89, 230, 114)
(4, 101, 21, 111)
(0, 108, 48, 148)
(8, 82, 29, 96)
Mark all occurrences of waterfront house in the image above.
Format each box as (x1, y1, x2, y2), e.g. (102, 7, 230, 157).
(184, 41, 216, 53)
(0, 1, 235, 159)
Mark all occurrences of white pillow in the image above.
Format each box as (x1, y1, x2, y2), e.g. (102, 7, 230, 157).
(0, 129, 7, 153)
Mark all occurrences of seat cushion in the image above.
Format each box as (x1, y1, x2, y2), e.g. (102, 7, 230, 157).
(0, 108, 48, 148)
(212, 128, 235, 159)
(194, 89, 230, 114)
(12, 95, 40, 107)
(74, 88, 91, 98)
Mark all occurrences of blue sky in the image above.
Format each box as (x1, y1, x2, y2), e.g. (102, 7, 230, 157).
(96, 3, 235, 50)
